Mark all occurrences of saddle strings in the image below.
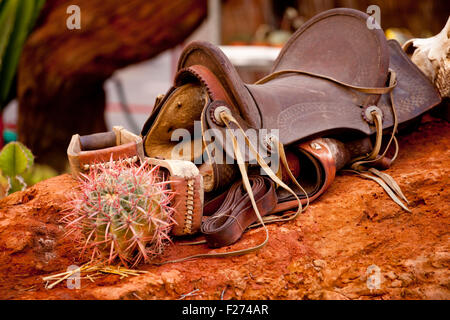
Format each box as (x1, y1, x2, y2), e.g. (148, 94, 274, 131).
(258, 68, 410, 212)
(219, 112, 309, 226)
(255, 69, 397, 93)
(345, 70, 409, 211)
(247, 137, 310, 228)
(157, 68, 409, 265)
(154, 97, 306, 264)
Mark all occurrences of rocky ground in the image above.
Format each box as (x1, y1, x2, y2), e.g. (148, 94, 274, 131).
(0, 115, 448, 300)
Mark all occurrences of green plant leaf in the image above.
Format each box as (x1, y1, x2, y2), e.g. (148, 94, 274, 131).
(22, 163, 57, 186)
(0, 171, 11, 198)
(9, 174, 26, 193)
(29, 0, 45, 32)
(20, 141, 34, 164)
(0, 0, 35, 106)
(0, 0, 5, 14)
(0, 0, 19, 70)
(0, 141, 34, 177)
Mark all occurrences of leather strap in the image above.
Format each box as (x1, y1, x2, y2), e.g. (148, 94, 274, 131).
(344, 70, 411, 212)
(255, 69, 397, 94)
(271, 138, 337, 213)
(199, 138, 337, 247)
(201, 176, 277, 248)
(257, 68, 410, 212)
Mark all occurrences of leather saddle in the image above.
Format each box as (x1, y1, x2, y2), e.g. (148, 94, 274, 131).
(141, 9, 441, 250)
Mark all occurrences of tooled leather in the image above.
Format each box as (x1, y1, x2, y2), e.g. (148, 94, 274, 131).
(170, 175, 203, 236)
(177, 9, 439, 151)
(201, 176, 277, 248)
(138, 8, 442, 245)
(375, 40, 441, 128)
(176, 65, 235, 108)
(145, 10, 439, 171)
(176, 41, 262, 129)
(245, 41, 440, 147)
(244, 10, 388, 143)
(272, 9, 389, 89)
(144, 8, 440, 157)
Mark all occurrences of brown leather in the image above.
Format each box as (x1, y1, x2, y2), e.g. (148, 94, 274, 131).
(200, 136, 371, 243)
(140, 8, 443, 244)
(273, 136, 381, 212)
(165, 9, 441, 157)
(272, 138, 337, 212)
(67, 128, 205, 237)
(176, 65, 234, 107)
(198, 160, 238, 193)
(68, 126, 145, 177)
(169, 175, 203, 236)
(78, 142, 139, 166)
(143, 158, 205, 237)
(142, 8, 440, 172)
(201, 176, 277, 248)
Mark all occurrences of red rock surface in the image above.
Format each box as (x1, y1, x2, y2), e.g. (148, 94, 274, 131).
(0, 116, 449, 300)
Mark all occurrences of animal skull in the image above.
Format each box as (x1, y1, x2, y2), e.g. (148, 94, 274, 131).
(403, 17, 450, 98)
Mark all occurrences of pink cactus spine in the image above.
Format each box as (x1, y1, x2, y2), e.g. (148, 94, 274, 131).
(63, 160, 175, 266)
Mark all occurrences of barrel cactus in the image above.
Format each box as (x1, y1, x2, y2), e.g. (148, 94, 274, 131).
(63, 160, 175, 266)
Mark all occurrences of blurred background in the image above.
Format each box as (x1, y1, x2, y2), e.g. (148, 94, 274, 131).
(0, 0, 449, 174)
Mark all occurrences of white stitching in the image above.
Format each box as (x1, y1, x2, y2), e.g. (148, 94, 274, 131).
(81, 156, 139, 171)
(184, 178, 195, 234)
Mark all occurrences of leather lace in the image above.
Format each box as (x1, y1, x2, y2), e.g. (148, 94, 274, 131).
(344, 70, 410, 212)
(157, 68, 410, 265)
(259, 68, 410, 212)
(154, 97, 302, 264)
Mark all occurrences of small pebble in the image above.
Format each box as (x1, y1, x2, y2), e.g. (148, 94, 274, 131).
(385, 271, 397, 280)
(398, 273, 414, 286)
(390, 280, 403, 288)
(313, 259, 327, 269)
